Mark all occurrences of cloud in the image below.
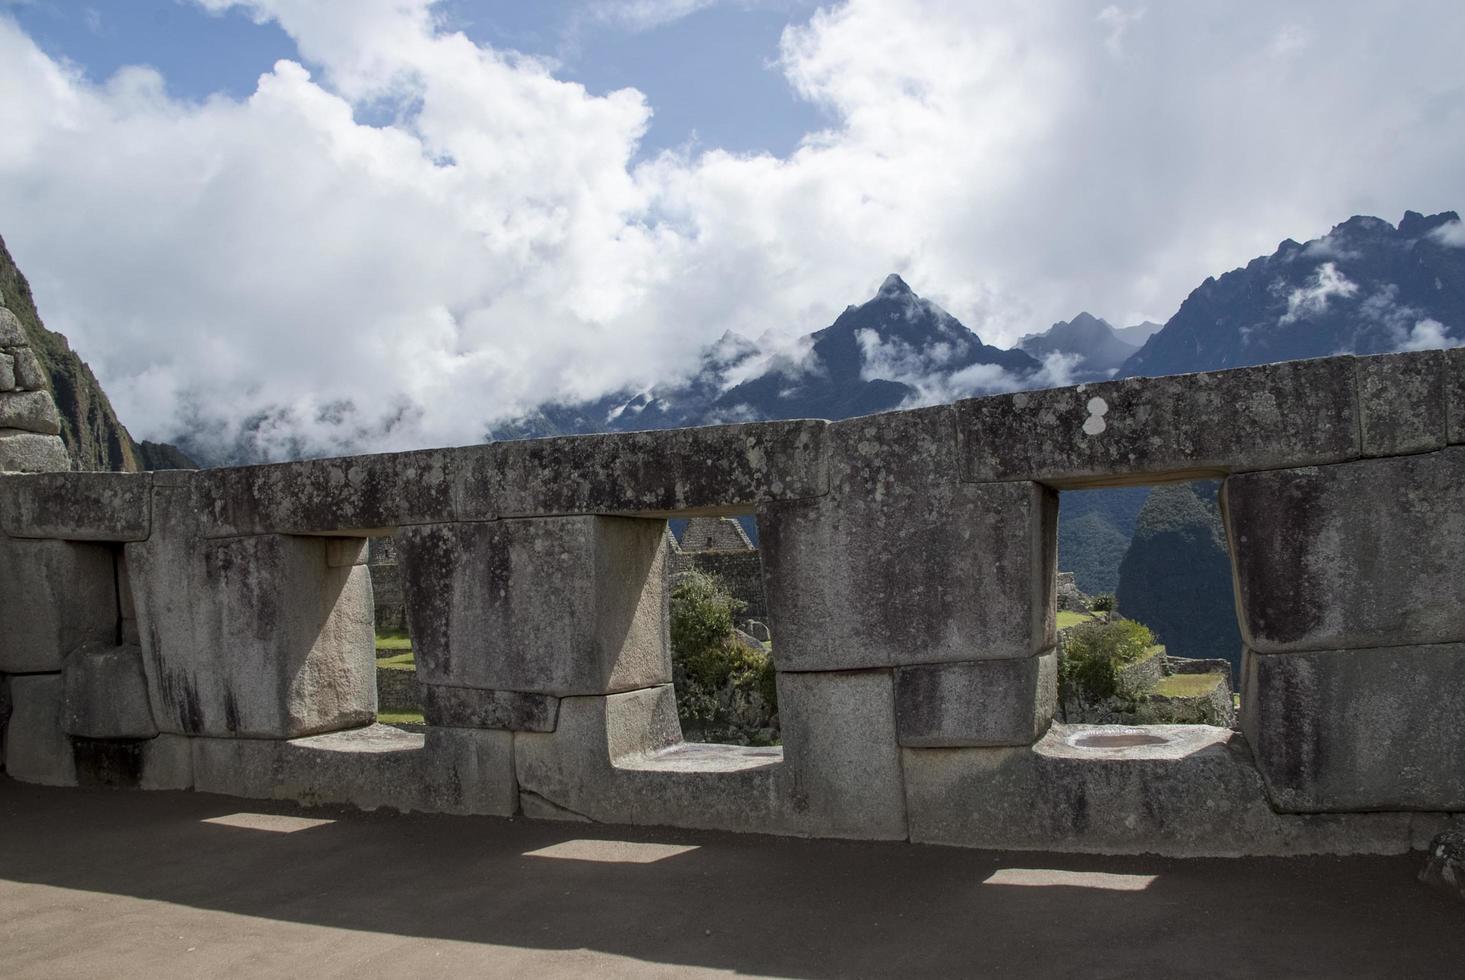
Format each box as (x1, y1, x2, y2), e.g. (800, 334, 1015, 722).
(1279, 262, 1359, 324)
(1431, 220, 1465, 247)
(1396, 318, 1462, 352)
(588, 0, 722, 32)
(1, 0, 1464, 460)
(1096, 5, 1143, 58)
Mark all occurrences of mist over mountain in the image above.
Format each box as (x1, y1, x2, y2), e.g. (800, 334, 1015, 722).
(1018, 312, 1139, 381)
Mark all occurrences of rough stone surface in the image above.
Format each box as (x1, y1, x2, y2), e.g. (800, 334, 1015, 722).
(1241, 644, 1465, 812)
(61, 642, 158, 739)
(1448, 347, 1465, 445)
(0, 353, 13, 392)
(128, 481, 377, 737)
(0, 537, 117, 673)
(3, 673, 76, 786)
(895, 652, 1057, 747)
(762, 411, 1055, 670)
(0, 308, 24, 345)
(9, 348, 45, 391)
(0, 471, 150, 541)
(514, 685, 786, 832)
(397, 516, 670, 696)
(191, 724, 517, 816)
(375, 665, 420, 713)
(0, 390, 61, 435)
(203, 448, 470, 537)
(1223, 448, 1465, 652)
(903, 724, 1416, 856)
(419, 683, 560, 732)
(1419, 831, 1465, 903)
(1356, 351, 1448, 457)
(476, 419, 828, 517)
(956, 356, 1360, 486)
(0, 430, 69, 472)
(775, 669, 908, 839)
(325, 538, 369, 567)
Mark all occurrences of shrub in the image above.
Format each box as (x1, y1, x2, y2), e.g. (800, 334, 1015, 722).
(1059, 617, 1155, 704)
(1090, 593, 1115, 613)
(670, 570, 778, 744)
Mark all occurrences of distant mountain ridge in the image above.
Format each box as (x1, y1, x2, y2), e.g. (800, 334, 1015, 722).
(1018, 312, 1138, 381)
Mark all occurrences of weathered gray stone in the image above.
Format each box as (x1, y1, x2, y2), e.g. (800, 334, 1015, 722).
(0, 537, 117, 673)
(3, 673, 76, 786)
(325, 537, 369, 567)
(1357, 350, 1448, 457)
(0, 430, 69, 472)
(0, 309, 24, 345)
(0, 471, 150, 541)
(62, 642, 158, 739)
(191, 724, 517, 816)
(202, 447, 470, 537)
(138, 733, 194, 790)
(0, 389, 61, 435)
(0, 353, 13, 392)
(1420, 831, 1465, 903)
(419, 684, 559, 731)
(957, 356, 1360, 487)
(903, 724, 1415, 856)
(895, 652, 1057, 747)
(9, 348, 45, 391)
(476, 419, 828, 518)
(128, 480, 377, 737)
(1223, 448, 1465, 652)
(70, 733, 194, 790)
(1241, 644, 1465, 812)
(775, 669, 908, 839)
(397, 516, 670, 696)
(514, 685, 786, 832)
(1447, 347, 1465, 445)
(762, 412, 1055, 670)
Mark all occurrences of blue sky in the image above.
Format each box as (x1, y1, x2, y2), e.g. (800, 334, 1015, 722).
(9, 0, 826, 156)
(0, 1, 1462, 457)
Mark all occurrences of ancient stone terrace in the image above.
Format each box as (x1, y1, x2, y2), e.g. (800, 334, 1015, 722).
(2, 348, 1463, 856)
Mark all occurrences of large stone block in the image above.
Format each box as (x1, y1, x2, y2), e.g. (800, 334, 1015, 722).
(3, 673, 76, 786)
(0, 390, 61, 435)
(202, 447, 470, 537)
(775, 669, 907, 839)
(191, 724, 517, 816)
(61, 642, 158, 739)
(514, 685, 786, 832)
(0, 471, 151, 541)
(1356, 351, 1448, 458)
(1448, 347, 1465, 445)
(0, 430, 69, 473)
(1223, 448, 1465, 652)
(127, 481, 377, 737)
(0, 353, 13, 391)
(895, 652, 1057, 747)
(397, 516, 670, 696)
(956, 356, 1359, 487)
(70, 733, 194, 790)
(903, 725, 1415, 856)
(0, 537, 117, 673)
(762, 411, 1055, 670)
(9, 349, 45, 391)
(1241, 644, 1465, 811)
(0, 309, 24, 345)
(474, 419, 828, 518)
(419, 683, 559, 732)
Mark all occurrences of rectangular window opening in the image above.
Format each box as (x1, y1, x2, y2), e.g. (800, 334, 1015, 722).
(1056, 480, 1240, 729)
(665, 514, 780, 751)
(367, 534, 422, 730)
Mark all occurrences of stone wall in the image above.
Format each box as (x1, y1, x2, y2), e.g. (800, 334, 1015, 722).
(667, 517, 768, 623)
(2, 349, 1463, 856)
(0, 288, 70, 474)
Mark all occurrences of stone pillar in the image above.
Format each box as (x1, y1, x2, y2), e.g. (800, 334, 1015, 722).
(126, 473, 377, 738)
(0, 289, 69, 473)
(395, 515, 670, 730)
(1224, 446, 1465, 811)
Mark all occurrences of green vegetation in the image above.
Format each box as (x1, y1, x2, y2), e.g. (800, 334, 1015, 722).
(376, 651, 415, 669)
(1154, 673, 1223, 698)
(1089, 594, 1115, 613)
(1115, 480, 1242, 674)
(670, 570, 778, 745)
(1057, 487, 1149, 594)
(1056, 610, 1096, 630)
(377, 711, 425, 725)
(1059, 618, 1157, 703)
(375, 629, 413, 651)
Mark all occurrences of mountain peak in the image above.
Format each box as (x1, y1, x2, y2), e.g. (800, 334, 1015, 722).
(878, 273, 913, 297)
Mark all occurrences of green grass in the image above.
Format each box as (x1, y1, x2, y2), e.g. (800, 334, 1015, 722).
(375, 629, 413, 651)
(376, 652, 415, 669)
(1154, 672, 1223, 698)
(1056, 610, 1097, 630)
(377, 711, 425, 725)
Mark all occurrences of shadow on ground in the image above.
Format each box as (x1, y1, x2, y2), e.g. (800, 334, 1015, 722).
(1, 778, 1461, 978)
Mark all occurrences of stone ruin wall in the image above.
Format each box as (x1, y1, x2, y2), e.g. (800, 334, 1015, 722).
(0, 289, 69, 473)
(2, 347, 1465, 856)
(667, 517, 768, 624)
